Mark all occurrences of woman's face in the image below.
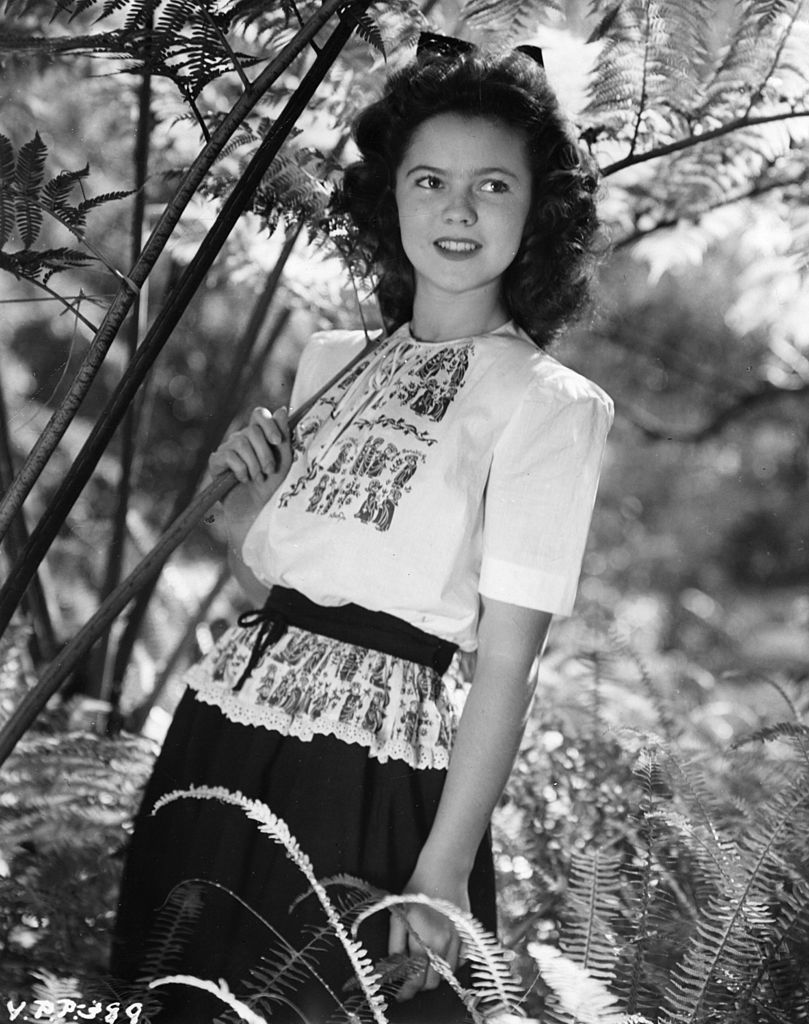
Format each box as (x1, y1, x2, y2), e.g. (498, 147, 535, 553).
(394, 112, 533, 316)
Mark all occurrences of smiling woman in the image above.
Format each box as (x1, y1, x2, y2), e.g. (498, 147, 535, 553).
(112, 40, 613, 1024)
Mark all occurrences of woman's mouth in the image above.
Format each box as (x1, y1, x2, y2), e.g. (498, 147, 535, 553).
(434, 238, 481, 259)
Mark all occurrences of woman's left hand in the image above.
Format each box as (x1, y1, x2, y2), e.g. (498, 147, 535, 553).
(387, 860, 470, 1002)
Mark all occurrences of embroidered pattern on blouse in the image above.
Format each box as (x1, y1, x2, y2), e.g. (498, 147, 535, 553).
(183, 623, 458, 770)
(277, 341, 474, 532)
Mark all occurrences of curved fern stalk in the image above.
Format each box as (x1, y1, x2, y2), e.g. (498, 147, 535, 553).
(152, 786, 389, 1024)
(529, 943, 647, 1024)
(0, 0, 358, 549)
(661, 780, 809, 1024)
(353, 892, 524, 1018)
(149, 975, 267, 1023)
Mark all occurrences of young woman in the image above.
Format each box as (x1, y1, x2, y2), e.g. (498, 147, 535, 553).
(112, 37, 614, 1024)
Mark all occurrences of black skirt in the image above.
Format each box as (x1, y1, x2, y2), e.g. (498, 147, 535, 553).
(112, 596, 497, 1024)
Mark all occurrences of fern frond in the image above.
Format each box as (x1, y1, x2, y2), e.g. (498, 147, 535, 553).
(562, 849, 623, 984)
(529, 943, 638, 1024)
(13, 131, 47, 247)
(40, 165, 91, 213)
(232, 919, 341, 1019)
(731, 721, 809, 748)
(0, 133, 16, 249)
(352, 892, 523, 1015)
(150, 974, 267, 1023)
(661, 779, 809, 1023)
(342, 8, 385, 55)
(751, 0, 797, 27)
(135, 881, 207, 985)
(460, 0, 560, 37)
(152, 786, 388, 1024)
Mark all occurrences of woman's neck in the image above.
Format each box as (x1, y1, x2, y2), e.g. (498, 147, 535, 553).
(409, 290, 510, 343)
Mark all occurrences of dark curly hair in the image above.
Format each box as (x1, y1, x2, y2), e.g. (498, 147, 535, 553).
(335, 45, 600, 348)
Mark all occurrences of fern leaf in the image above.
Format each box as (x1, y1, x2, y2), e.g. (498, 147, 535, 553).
(41, 165, 91, 212)
(346, 10, 385, 56)
(461, 0, 560, 35)
(153, 786, 389, 1024)
(78, 187, 135, 212)
(0, 136, 15, 249)
(353, 892, 523, 1015)
(13, 131, 47, 246)
(587, 2, 624, 44)
(529, 943, 636, 1024)
(661, 780, 809, 1023)
(14, 131, 47, 196)
(150, 975, 267, 1023)
(731, 721, 809, 748)
(562, 849, 623, 985)
(751, 0, 796, 27)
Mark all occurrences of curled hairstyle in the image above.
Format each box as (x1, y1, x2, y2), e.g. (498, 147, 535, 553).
(337, 46, 600, 348)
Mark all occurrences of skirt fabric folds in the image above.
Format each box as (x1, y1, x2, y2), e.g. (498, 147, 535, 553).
(112, 596, 496, 1024)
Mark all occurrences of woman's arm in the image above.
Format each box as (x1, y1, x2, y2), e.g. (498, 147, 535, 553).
(209, 406, 293, 602)
(388, 595, 552, 999)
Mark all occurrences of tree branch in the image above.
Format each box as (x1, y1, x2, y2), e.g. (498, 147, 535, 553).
(621, 382, 809, 443)
(612, 171, 807, 250)
(601, 109, 809, 177)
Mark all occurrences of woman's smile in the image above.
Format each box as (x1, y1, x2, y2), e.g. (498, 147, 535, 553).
(434, 237, 482, 258)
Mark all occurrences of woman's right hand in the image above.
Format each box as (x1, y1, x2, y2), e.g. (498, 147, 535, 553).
(210, 407, 293, 527)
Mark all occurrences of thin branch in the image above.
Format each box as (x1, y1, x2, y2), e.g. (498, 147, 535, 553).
(601, 109, 809, 177)
(5, 277, 100, 333)
(0, 294, 113, 305)
(629, 0, 652, 158)
(612, 171, 807, 249)
(621, 382, 809, 443)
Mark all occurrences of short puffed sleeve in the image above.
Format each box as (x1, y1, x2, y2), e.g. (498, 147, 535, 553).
(290, 330, 369, 411)
(479, 370, 613, 616)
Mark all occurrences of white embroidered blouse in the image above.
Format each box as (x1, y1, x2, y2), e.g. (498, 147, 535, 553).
(242, 320, 614, 651)
(186, 321, 613, 768)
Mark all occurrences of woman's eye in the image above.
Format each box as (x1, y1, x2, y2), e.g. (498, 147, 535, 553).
(480, 179, 509, 194)
(415, 175, 443, 190)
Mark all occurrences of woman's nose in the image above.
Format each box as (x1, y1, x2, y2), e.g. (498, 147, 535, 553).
(442, 189, 477, 225)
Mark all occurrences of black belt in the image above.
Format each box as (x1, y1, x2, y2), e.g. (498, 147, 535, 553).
(232, 586, 458, 692)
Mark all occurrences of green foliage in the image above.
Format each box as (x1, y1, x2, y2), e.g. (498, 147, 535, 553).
(0, 131, 130, 285)
(496, 634, 809, 1023)
(0, 624, 157, 997)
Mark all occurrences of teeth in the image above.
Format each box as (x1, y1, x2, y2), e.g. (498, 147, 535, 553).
(437, 240, 477, 252)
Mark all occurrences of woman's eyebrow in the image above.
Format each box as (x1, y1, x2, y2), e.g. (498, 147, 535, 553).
(404, 163, 521, 179)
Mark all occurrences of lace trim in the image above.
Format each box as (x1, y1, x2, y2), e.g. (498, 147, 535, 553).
(180, 623, 457, 771)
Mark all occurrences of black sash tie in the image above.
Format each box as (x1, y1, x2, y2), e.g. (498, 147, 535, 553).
(230, 586, 458, 693)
